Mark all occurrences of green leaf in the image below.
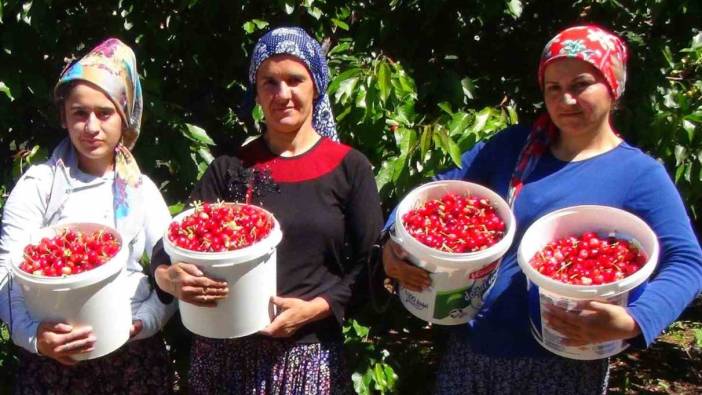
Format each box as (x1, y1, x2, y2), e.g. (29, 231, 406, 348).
(420, 126, 432, 158)
(683, 119, 696, 143)
(461, 77, 475, 100)
(675, 163, 685, 182)
(694, 328, 702, 348)
(397, 128, 417, 157)
(197, 146, 215, 164)
(329, 68, 362, 94)
(0, 81, 14, 101)
(375, 161, 394, 192)
(391, 156, 407, 183)
(377, 62, 392, 103)
(394, 101, 415, 126)
(437, 102, 453, 115)
(284, 2, 295, 14)
(184, 123, 215, 145)
(373, 363, 387, 388)
(448, 112, 471, 136)
(168, 202, 185, 215)
(384, 364, 397, 388)
(307, 6, 322, 20)
(334, 76, 359, 104)
(447, 137, 463, 168)
(243, 19, 269, 34)
(0, 1, 3, 23)
(507, 105, 519, 124)
(331, 18, 349, 30)
(470, 107, 492, 133)
(507, 0, 523, 18)
(674, 145, 687, 167)
(327, 40, 352, 56)
(242, 22, 256, 34)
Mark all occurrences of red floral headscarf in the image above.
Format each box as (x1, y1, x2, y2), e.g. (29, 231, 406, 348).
(538, 25, 628, 100)
(508, 25, 628, 206)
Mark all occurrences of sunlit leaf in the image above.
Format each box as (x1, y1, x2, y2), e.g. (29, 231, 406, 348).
(461, 77, 475, 100)
(184, 123, 215, 145)
(0, 82, 14, 101)
(507, 0, 523, 19)
(377, 62, 391, 103)
(331, 18, 349, 30)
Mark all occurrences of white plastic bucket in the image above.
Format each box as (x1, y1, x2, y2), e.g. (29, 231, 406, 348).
(11, 223, 131, 360)
(393, 180, 516, 325)
(163, 205, 283, 338)
(517, 205, 659, 360)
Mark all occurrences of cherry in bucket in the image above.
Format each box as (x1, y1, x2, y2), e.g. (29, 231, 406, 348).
(530, 232, 647, 285)
(21, 229, 121, 277)
(168, 202, 273, 252)
(401, 193, 505, 253)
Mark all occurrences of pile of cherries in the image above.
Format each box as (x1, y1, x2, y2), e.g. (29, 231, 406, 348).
(401, 192, 505, 253)
(530, 231, 647, 285)
(168, 202, 273, 252)
(21, 229, 121, 277)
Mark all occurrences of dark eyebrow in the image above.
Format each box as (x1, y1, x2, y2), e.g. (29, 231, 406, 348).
(69, 104, 115, 112)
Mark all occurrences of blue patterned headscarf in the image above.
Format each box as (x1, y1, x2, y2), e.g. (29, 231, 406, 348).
(245, 26, 338, 140)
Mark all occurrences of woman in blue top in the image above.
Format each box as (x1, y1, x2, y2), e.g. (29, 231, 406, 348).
(383, 25, 702, 394)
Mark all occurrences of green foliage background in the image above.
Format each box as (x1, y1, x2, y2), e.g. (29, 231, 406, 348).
(0, 0, 700, 393)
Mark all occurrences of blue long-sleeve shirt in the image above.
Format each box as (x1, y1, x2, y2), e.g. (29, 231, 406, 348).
(392, 124, 702, 358)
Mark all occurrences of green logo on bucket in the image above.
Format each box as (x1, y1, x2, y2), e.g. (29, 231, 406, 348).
(433, 285, 473, 320)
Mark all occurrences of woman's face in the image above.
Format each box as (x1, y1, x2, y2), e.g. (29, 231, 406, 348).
(543, 58, 614, 137)
(62, 82, 123, 162)
(255, 55, 316, 134)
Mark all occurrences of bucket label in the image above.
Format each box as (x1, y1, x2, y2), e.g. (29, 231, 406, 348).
(433, 285, 472, 320)
(432, 276, 492, 320)
(469, 261, 498, 280)
(536, 290, 628, 359)
(402, 290, 429, 312)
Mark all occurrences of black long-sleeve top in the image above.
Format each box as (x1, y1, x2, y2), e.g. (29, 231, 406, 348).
(151, 137, 383, 343)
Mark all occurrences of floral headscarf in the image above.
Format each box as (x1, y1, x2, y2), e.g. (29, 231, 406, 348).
(243, 26, 338, 140)
(508, 25, 628, 205)
(53, 38, 144, 239)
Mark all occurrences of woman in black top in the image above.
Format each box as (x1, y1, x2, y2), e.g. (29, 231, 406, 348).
(151, 26, 383, 394)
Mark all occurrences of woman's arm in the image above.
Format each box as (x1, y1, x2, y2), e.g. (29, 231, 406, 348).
(149, 157, 233, 305)
(623, 162, 702, 346)
(129, 176, 177, 340)
(320, 151, 384, 324)
(1, 166, 95, 362)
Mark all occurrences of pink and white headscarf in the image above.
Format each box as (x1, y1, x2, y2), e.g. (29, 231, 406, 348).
(508, 25, 628, 206)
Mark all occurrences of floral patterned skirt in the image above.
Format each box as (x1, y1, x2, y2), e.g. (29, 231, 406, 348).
(188, 335, 353, 395)
(435, 333, 609, 395)
(14, 334, 174, 395)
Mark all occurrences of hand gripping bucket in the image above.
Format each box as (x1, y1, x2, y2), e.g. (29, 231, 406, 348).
(164, 205, 283, 338)
(392, 180, 516, 325)
(517, 205, 659, 360)
(11, 223, 131, 360)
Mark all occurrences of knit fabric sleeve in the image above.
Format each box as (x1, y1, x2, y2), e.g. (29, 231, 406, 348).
(624, 160, 702, 347)
(318, 150, 383, 324)
(0, 165, 53, 353)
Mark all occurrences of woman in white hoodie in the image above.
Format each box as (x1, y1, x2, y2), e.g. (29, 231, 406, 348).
(0, 38, 176, 393)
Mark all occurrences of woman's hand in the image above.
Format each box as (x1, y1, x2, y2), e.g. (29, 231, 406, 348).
(543, 301, 641, 346)
(36, 322, 96, 366)
(154, 263, 228, 307)
(259, 296, 331, 338)
(382, 239, 431, 292)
